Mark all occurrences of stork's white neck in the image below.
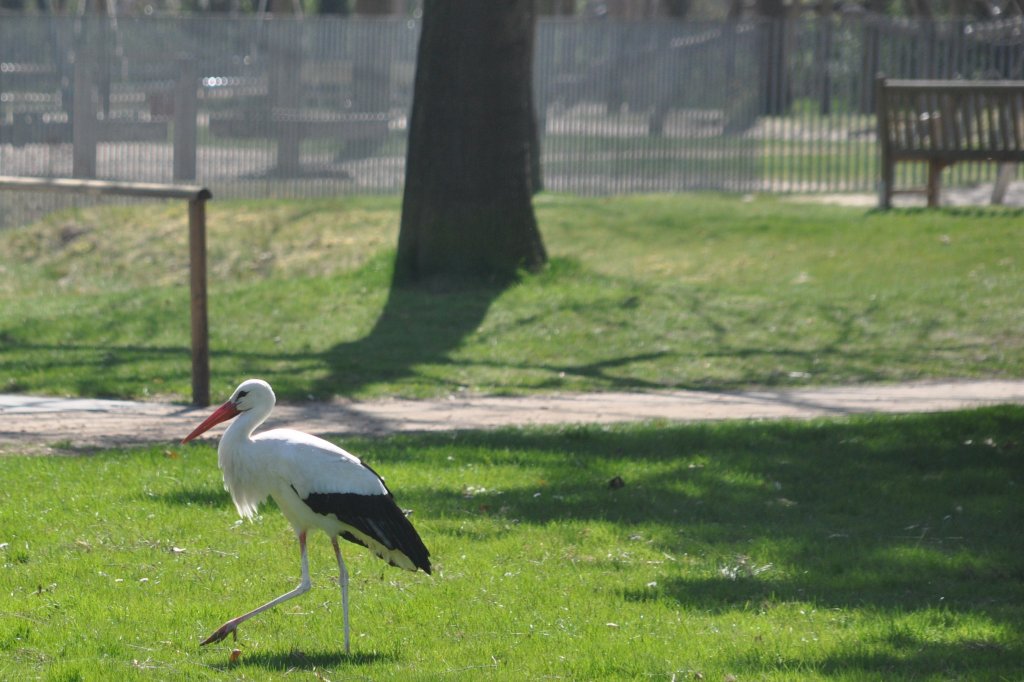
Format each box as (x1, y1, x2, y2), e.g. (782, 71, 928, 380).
(215, 400, 275, 521)
(221, 403, 272, 452)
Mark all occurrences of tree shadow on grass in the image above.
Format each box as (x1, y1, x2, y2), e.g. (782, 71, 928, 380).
(0, 256, 511, 401)
(143, 486, 227, 508)
(310, 279, 507, 399)
(813, 637, 1021, 681)
(348, 407, 1024, 613)
(377, 410, 1024, 678)
(1, 252, 1003, 402)
(723, 635, 1022, 681)
(217, 647, 393, 672)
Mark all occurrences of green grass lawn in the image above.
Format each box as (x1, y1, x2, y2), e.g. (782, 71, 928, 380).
(3, 193, 1022, 680)
(2, 193, 1024, 403)
(1, 410, 1022, 680)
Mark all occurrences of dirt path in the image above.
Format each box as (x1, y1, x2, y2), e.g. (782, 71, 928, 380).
(3, 379, 1024, 454)
(785, 181, 1024, 208)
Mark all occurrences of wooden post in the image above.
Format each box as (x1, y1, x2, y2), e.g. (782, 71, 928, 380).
(173, 58, 198, 183)
(269, 18, 303, 176)
(72, 55, 98, 179)
(188, 195, 211, 407)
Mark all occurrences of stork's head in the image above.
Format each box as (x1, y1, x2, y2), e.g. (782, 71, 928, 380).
(182, 378, 276, 443)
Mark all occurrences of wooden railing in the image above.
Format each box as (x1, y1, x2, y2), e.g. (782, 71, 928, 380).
(0, 176, 213, 406)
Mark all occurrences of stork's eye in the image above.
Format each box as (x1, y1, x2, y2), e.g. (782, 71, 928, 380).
(237, 390, 249, 399)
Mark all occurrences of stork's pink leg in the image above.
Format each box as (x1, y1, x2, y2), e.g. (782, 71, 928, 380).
(331, 537, 351, 654)
(201, 531, 311, 646)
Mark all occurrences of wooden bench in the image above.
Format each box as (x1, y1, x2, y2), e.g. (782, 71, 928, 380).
(876, 77, 1024, 208)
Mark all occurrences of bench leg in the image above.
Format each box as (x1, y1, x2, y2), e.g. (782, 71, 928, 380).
(926, 160, 945, 208)
(991, 163, 1017, 205)
(879, 157, 894, 210)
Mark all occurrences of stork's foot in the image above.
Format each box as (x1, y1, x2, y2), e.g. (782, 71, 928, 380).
(200, 620, 239, 646)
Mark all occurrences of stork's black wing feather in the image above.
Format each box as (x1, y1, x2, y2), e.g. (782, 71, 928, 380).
(301, 490, 432, 574)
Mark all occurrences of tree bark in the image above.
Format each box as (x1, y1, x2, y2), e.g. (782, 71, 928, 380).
(394, 0, 547, 287)
(756, 0, 792, 116)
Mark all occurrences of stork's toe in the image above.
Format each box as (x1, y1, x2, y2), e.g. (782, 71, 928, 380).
(200, 621, 238, 646)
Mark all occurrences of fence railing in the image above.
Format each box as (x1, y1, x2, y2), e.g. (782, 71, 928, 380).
(0, 175, 213, 405)
(1, 14, 1022, 217)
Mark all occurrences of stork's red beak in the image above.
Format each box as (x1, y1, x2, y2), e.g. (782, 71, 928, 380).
(182, 400, 241, 444)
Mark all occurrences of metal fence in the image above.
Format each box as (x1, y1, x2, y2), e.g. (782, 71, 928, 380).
(1, 14, 1022, 224)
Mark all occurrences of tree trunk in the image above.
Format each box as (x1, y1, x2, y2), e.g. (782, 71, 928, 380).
(394, 0, 547, 287)
(756, 0, 792, 117)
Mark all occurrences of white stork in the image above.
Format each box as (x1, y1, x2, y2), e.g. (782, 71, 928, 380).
(182, 378, 431, 652)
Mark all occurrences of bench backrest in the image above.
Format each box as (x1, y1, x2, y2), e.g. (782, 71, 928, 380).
(876, 78, 1024, 162)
